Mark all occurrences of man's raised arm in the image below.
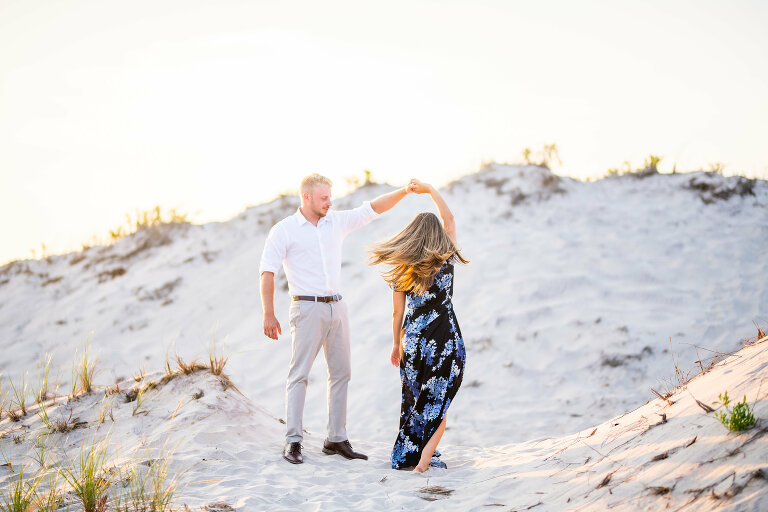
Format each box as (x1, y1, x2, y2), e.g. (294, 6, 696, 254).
(370, 184, 414, 214)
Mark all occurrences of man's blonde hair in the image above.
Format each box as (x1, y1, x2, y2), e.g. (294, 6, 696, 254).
(300, 174, 333, 196)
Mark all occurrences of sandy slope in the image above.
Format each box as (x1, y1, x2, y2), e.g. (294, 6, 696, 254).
(1, 165, 767, 509)
(1, 339, 765, 511)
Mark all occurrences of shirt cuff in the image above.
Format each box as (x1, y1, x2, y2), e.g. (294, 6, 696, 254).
(363, 200, 381, 218)
(259, 265, 280, 276)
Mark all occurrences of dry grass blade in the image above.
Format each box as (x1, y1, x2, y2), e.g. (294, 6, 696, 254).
(208, 341, 228, 377)
(689, 391, 715, 413)
(132, 368, 146, 383)
(651, 388, 675, 406)
(175, 356, 206, 376)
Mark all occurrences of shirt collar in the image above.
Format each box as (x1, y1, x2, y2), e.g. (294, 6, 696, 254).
(293, 208, 309, 226)
(293, 208, 332, 226)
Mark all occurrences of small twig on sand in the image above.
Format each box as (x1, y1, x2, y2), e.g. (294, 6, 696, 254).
(651, 388, 675, 406)
(688, 390, 714, 413)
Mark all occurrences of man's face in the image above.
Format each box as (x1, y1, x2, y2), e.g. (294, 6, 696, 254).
(307, 185, 332, 218)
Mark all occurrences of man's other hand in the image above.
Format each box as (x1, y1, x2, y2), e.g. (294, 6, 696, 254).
(263, 313, 282, 340)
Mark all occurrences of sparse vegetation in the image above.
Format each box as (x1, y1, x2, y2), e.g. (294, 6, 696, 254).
(606, 154, 662, 178)
(105, 382, 121, 396)
(175, 356, 206, 376)
(59, 438, 112, 512)
(0, 466, 42, 512)
(0, 379, 7, 421)
(643, 154, 662, 172)
(713, 391, 756, 432)
(521, 143, 561, 169)
(37, 477, 63, 512)
(32, 436, 50, 469)
(109, 206, 189, 241)
(208, 341, 228, 377)
(36, 353, 54, 403)
(72, 342, 98, 396)
(8, 376, 28, 420)
(708, 162, 726, 174)
(344, 169, 375, 192)
(113, 448, 179, 512)
(132, 385, 147, 417)
(97, 396, 114, 425)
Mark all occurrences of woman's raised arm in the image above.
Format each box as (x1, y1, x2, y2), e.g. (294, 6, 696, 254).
(408, 180, 457, 244)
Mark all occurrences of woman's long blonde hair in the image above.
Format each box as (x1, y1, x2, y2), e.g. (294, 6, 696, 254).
(368, 212, 468, 295)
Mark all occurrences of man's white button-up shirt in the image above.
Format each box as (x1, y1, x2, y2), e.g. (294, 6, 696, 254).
(259, 201, 380, 296)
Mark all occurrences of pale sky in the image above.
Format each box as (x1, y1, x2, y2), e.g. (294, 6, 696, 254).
(2, 0, 767, 264)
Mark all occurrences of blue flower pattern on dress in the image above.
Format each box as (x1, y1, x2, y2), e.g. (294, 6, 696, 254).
(391, 262, 465, 469)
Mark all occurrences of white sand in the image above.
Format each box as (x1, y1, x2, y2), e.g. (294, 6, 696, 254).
(1, 165, 766, 510)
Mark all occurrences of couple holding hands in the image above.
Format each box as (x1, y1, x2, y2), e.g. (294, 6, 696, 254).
(259, 174, 467, 472)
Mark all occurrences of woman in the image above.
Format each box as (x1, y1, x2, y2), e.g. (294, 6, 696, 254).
(369, 180, 468, 472)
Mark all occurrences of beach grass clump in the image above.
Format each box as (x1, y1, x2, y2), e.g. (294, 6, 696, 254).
(36, 354, 54, 403)
(8, 376, 28, 421)
(109, 206, 189, 241)
(713, 391, 756, 432)
(0, 378, 7, 421)
(72, 342, 98, 396)
(133, 368, 146, 383)
(114, 453, 178, 512)
(175, 356, 206, 376)
(208, 342, 228, 377)
(38, 399, 79, 434)
(96, 396, 114, 425)
(59, 438, 112, 512)
(0, 466, 42, 512)
(37, 477, 63, 512)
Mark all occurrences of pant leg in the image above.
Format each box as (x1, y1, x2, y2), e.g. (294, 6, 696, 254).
(285, 301, 328, 443)
(323, 300, 351, 443)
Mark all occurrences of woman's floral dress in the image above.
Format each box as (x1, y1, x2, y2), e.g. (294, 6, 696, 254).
(391, 261, 466, 469)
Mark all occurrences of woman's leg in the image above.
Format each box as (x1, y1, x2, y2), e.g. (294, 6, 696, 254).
(415, 416, 447, 472)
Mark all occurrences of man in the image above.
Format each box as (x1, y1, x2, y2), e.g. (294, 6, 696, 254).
(259, 173, 413, 464)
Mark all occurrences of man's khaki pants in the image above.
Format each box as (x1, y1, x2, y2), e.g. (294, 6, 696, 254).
(285, 299, 351, 444)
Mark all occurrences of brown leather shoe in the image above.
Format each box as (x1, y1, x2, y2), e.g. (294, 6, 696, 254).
(283, 442, 303, 464)
(322, 439, 368, 460)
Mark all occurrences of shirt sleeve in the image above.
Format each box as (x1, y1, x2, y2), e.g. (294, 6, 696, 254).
(335, 201, 381, 236)
(259, 223, 287, 276)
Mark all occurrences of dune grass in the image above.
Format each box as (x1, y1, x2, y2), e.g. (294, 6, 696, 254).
(36, 476, 63, 512)
(0, 378, 7, 421)
(113, 447, 179, 512)
(208, 341, 228, 377)
(59, 437, 111, 512)
(0, 466, 42, 512)
(7, 376, 28, 421)
(72, 342, 98, 396)
(36, 354, 54, 404)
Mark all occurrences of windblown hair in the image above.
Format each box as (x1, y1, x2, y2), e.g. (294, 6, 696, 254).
(300, 173, 333, 196)
(369, 212, 468, 295)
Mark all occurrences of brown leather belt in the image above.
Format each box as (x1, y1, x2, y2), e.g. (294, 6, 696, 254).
(291, 294, 342, 303)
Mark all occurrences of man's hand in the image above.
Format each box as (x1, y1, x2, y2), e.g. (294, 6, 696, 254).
(407, 179, 432, 194)
(263, 312, 282, 340)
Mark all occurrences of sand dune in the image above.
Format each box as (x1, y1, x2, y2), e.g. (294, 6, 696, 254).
(1, 165, 766, 509)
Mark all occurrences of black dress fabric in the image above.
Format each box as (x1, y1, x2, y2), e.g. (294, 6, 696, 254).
(391, 261, 466, 469)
